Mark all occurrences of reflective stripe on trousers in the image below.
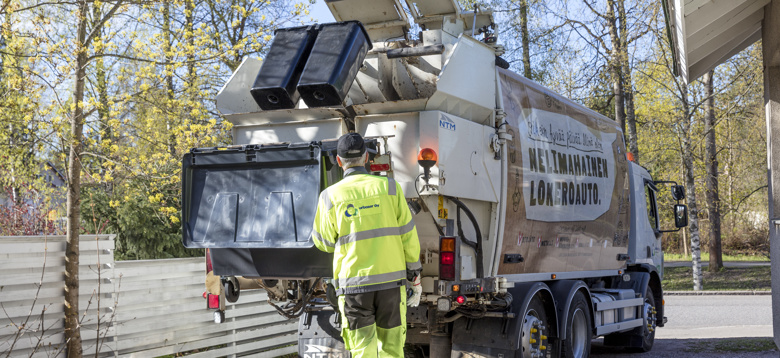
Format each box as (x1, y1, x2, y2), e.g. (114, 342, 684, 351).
(338, 286, 407, 358)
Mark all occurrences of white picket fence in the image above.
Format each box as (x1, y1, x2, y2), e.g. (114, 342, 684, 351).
(0, 235, 298, 357)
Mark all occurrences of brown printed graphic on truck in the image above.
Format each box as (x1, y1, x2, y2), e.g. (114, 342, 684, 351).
(497, 69, 631, 275)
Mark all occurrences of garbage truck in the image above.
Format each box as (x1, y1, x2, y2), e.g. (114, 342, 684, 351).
(181, 0, 688, 357)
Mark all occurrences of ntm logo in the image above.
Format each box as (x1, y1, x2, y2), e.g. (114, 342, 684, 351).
(439, 114, 456, 131)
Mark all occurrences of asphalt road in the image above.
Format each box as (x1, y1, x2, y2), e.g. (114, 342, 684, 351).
(664, 261, 771, 268)
(591, 294, 776, 357)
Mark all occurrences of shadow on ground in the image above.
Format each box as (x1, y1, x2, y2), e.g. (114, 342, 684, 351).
(591, 337, 777, 357)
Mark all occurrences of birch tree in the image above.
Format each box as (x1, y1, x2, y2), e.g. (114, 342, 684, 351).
(703, 70, 723, 272)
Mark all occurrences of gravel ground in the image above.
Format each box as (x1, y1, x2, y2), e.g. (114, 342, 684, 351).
(591, 338, 778, 357)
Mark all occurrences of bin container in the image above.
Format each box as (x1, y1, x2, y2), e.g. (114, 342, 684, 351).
(297, 21, 372, 107)
(250, 25, 317, 110)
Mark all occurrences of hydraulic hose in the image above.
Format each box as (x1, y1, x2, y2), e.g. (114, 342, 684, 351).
(443, 195, 484, 278)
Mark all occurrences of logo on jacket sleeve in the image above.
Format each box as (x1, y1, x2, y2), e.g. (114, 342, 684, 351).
(345, 204, 358, 217)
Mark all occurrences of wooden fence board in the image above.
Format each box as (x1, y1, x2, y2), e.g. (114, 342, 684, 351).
(2, 235, 299, 358)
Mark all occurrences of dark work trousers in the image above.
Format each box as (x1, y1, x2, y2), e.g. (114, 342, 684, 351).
(337, 286, 407, 358)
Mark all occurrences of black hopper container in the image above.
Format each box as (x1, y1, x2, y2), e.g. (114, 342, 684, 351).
(250, 25, 317, 111)
(297, 21, 372, 108)
(250, 21, 371, 110)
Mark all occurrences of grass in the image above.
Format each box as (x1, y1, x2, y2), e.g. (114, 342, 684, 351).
(662, 265, 771, 291)
(687, 338, 777, 353)
(665, 252, 769, 262)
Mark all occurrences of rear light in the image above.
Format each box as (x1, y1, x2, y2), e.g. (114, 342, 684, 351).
(456, 295, 466, 304)
(370, 163, 390, 172)
(439, 236, 457, 281)
(207, 293, 220, 309)
(206, 248, 213, 273)
(441, 238, 455, 252)
(440, 252, 455, 265)
(440, 265, 456, 280)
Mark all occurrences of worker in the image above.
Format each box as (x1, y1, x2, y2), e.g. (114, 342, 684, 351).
(311, 132, 422, 358)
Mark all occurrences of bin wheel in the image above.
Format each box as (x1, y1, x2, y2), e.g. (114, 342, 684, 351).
(224, 278, 240, 303)
(214, 310, 226, 324)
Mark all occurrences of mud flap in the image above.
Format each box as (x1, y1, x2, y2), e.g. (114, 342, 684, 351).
(299, 309, 350, 358)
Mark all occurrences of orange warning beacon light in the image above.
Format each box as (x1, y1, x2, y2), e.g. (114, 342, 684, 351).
(418, 148, 438, 183)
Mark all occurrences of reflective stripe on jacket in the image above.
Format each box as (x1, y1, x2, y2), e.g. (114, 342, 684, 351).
(312, 167, 421, 295)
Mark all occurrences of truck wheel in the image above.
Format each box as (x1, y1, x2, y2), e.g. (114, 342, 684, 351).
(224, 278, 240, 303)
(634, 286, 657, 352)
(560, 291, 591, 358)
(520, 295, 551, 358)
(603, 286, 656, 352)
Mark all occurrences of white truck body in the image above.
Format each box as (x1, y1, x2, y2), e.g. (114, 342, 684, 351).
(183, 1, 686, 357)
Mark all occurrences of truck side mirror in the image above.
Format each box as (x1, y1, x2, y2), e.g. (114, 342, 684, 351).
(674, 204, 688, 228)
(671, 185, 685, 201)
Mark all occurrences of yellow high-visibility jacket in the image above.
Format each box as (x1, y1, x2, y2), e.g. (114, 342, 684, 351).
(312, 167, 421, 295)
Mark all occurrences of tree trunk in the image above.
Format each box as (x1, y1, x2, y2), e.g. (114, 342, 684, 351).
(617, 0, 639, 163)
(520, 0, 531, 79)
(606, 0, 626, 132)
(186, 0, 195, 86)
(681, 82, 702, 291)
(163, 0, 176, 156)
(704, 70, 723, 272)
(65, 1, 89, 356)
(93, 5, 111, 173)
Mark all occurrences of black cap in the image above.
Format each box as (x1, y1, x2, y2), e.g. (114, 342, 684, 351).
(337, 133, 366, 158)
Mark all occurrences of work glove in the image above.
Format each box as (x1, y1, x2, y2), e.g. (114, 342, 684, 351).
(407, 275, 422, 307)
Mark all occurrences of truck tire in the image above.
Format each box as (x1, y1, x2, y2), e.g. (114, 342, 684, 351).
(633, 286, 657, 352)
(560, 291, 591, 358)
(603, 286, 656, 352)
(520, 295, 552, 358)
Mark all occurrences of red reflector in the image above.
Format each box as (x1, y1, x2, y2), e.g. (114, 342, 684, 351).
(206, 249, 213, 273)
(207, 294, 220, 309)
(370, 164, 390, 172)
(456, 296, 466, 304)
(440, 265, 456, 280)
(202, 291, 208, 299)
(441, 252, 455, 265)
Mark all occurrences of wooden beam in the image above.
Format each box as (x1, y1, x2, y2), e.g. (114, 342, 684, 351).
(764, 0, 780, 67)
(688, 5, 765, 50)
(685, 0, 765, 37)
(684, 0, 711, 17)
(688, 13, 762, 66)
(688, 27, 761, 81)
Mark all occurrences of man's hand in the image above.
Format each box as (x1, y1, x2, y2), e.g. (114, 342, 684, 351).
(407, 275, 422, 307)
